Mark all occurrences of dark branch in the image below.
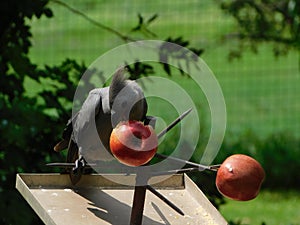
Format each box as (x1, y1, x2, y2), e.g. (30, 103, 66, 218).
(50, 0, 135, 42)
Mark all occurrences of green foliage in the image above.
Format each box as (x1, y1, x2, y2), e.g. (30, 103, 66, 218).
(131, 13, 158, 37)
(159, 36, 204, 76)
(259, 131, 300, 189)
(0, 0, 51, 101)
(0, 1, 88, 224)
(219, 0, 300, 59)
(189, 170, 226, 209)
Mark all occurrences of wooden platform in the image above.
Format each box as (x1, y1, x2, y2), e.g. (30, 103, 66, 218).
(16, 173, 227, 225)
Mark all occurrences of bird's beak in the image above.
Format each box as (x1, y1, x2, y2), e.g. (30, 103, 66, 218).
(111, 110, 129, 125)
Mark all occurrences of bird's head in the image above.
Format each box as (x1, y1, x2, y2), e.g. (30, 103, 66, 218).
(109, 68, 148, 126)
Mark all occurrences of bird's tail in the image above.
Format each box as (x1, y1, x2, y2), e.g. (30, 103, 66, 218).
(54, 139, 69, 152)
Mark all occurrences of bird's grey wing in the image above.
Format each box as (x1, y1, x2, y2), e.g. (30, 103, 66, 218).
(66, 89, 104, 184)
(54, 112, 79, 152)
(72, 88, 103, 141)
(73, 88, 109, 161)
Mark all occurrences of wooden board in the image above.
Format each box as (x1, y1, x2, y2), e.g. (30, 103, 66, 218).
(16, 173, 227, 225)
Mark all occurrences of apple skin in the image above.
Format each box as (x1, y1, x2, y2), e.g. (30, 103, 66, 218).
(109, 120, 158, 167)
(216, 154, 265, 201)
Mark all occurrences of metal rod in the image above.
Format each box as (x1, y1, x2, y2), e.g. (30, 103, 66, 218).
(146, 185, 184, 216)
(151, 167, 199, 176)
(155, 107, 221, 171)
(46, 162, 77, 168)
(209, 164, 221, 171)
(157, 108, 193, 139)
(130, 185, 147, 225)
(46, 162, 112, 169)
(155, 153, 220, 171)
(130, 170, 151, 225)
(47, 161, 220, 172)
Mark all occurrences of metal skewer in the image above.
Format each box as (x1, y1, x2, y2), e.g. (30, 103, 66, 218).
(157, 108, 192, 139)
(155, 153, 220, 172)
(146, 185, 184, 216)
(155, 108, 220, 172)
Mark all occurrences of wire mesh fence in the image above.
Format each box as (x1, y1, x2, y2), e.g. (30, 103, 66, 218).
(28, 0, 300, 138)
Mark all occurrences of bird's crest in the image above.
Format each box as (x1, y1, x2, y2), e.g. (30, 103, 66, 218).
(109, 67, 129, 105)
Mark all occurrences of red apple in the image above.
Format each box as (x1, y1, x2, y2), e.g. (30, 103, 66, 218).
(110, 120, 158, 167)
(216, 154, 265, 201)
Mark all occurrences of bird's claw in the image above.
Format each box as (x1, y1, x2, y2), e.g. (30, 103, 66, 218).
(72, 156, 86, 174)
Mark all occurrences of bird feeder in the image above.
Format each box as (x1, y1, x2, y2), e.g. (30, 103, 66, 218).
(16, 173, 227, 225)
(16, 109, 229, 224)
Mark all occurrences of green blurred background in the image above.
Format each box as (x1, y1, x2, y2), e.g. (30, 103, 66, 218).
(29, 0, 300, 137)
(1, 0, 300, 224)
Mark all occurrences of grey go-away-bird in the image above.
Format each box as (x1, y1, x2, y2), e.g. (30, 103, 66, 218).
(54, 68, 149, 184)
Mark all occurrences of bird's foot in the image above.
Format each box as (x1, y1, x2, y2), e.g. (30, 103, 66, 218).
(73, 156, 86, 174)
(69, 156, 86, 185)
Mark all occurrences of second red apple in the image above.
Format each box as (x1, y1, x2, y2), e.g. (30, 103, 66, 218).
(216, 154, 265, 201)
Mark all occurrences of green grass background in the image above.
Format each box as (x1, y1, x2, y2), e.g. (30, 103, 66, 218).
(220, 190, 300, 224)
(27, 0, 300, 223)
